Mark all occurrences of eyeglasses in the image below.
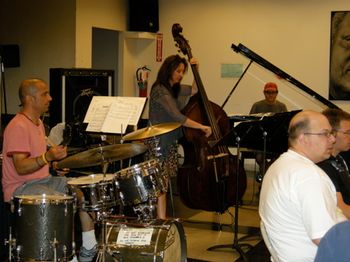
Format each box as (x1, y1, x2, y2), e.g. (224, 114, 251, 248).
(264, 91, 278, 95)
(304, 130, 337, 138)
(336, 130, 350, 135)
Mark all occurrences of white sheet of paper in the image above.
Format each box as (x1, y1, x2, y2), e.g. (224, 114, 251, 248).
(116, 227, 154, 246)
(84, 96, 146, 134)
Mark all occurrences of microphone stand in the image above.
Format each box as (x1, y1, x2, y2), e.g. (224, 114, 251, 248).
(207, 131, 253, 261)
(255, 126, 268, 184)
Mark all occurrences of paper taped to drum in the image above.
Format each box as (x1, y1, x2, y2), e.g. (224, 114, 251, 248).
(116, 227, 154, 246)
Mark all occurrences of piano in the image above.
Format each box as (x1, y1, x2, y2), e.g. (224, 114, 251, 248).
(223, 43, 339, 154)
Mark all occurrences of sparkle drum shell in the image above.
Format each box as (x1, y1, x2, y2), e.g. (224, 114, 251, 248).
(67, 174, 117, 211)
(114, 159, 166, 206)
(13, 194, 74, 261)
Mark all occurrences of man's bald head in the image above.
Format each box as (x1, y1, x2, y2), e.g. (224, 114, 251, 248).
(18, 78, 46, 106)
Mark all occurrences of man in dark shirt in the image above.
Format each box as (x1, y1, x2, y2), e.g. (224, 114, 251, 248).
(249, 82, 287, 114)
(249, 82, 288, 181)
(318, 108, 350, 219)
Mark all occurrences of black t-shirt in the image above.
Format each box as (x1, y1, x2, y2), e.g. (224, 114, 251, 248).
(318, 155, 350, 205)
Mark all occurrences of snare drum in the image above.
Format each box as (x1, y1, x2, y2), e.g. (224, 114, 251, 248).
(67, 174, 117, 211)
(103, 216, 187, 262)
(13, 195, 74, 261)
(114, 159, 165, 206)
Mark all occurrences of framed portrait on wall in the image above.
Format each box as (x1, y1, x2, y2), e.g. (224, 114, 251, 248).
(329, 11, 350, 100)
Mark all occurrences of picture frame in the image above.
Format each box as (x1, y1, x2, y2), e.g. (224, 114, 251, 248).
(329, 11, 350, 100)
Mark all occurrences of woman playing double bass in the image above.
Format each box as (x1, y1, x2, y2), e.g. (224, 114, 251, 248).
(149, 54, 212, 219)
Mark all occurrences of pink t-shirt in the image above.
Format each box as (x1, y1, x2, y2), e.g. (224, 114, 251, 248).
(2, 113, 49, 202)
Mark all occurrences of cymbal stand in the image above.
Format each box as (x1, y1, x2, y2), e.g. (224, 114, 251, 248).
(96, 145, 112, 262)
(95, 205, 115, 262)
(207, 134, 253, 261)
(95, 216, 107, 262)
(4, 226, 15, 262)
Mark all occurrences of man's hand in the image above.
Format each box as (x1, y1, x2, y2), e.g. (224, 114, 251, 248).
(46, 145, 67, 162)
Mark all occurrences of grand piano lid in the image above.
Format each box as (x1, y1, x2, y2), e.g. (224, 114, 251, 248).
(230, 43, 339, 110)
(223, 43, 338, 153)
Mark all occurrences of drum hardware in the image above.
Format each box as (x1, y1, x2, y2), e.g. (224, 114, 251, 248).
(4, 227, 15, 262)
(122, 122, 181, 141)
(56, 143, 147, 169)
(10, 195, 75, 262)
(131, 197, 158, 220)
(142, 137, 177, 218)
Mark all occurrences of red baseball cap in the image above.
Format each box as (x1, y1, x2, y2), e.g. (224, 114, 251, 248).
(264, 82, 278, 92)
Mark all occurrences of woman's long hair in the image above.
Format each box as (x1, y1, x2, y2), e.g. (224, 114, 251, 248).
(152, 55, 188, 98)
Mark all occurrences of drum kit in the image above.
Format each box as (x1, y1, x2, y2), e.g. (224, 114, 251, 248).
(6, 123, 187, 262)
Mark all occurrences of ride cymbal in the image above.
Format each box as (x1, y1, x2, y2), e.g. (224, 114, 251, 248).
(122, 122, 181, 141)
(56, 143, 147, 169)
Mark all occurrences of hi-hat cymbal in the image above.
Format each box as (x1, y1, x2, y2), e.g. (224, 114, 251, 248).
(122, 122, 181, 141)
(56, 143, 147, 169)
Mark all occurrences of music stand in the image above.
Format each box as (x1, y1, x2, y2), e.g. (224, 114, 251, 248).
(207, 111, 299, 260)
(232, 110, 301, 154)
(207, 131, 253, 261)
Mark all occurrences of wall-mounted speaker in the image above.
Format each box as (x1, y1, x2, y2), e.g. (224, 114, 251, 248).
(128, 0, 159, 33)
(0, 44, 20, 68)
(49, 68, 114, 128)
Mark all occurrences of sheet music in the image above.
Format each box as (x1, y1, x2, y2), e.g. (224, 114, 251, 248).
(84, 96, 146, 134)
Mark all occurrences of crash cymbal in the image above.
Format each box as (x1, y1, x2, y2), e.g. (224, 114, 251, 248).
(122, 122, 181, 141)
(56, 143, 147, 169)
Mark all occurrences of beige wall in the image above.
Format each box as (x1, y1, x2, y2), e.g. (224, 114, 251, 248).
(155, 0, 350, 114)
(0, 0, 76, 114)
(75, 0, 126, 67)
(0, 0, 126, 114)
(1, 0, 350, 116)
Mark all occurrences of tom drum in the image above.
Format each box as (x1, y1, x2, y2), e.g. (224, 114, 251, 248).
(114, 159, 166, 206)
(67, 174, 117, 211)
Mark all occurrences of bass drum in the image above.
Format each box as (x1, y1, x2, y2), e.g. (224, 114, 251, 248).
(103, 216, 187, 262)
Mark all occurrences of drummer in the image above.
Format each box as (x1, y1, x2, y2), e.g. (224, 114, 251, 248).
(149, 55, 212, 219)
(1, 78, 97, 262)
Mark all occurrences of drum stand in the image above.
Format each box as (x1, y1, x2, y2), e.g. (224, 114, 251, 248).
(5, 227, 15, 262)
(132, 197, 158, 220)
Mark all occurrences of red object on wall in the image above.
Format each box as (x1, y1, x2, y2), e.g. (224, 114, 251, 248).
(156, 33, 163, 62)
(136, 66, 150, 97)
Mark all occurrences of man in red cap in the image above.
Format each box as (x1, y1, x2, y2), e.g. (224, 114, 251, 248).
(249, 82, 288, 182)
(249, 82, 287, 114)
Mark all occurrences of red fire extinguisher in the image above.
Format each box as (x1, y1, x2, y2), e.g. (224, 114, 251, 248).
(136, 66, 150, 97)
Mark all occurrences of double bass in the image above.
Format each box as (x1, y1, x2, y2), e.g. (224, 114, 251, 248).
(172, 24, 247, 213)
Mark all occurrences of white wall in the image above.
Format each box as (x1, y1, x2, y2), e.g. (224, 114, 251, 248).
(154, 0, 350, 114)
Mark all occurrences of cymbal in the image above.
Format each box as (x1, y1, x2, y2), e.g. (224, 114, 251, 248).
(122, 122, 181, 141)
(56, 143, 147, 169)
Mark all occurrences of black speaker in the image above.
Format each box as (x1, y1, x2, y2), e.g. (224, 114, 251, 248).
(49, 68, 114, 128)
(128, 0, 159, 33)
(0, 44, 20, 68)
